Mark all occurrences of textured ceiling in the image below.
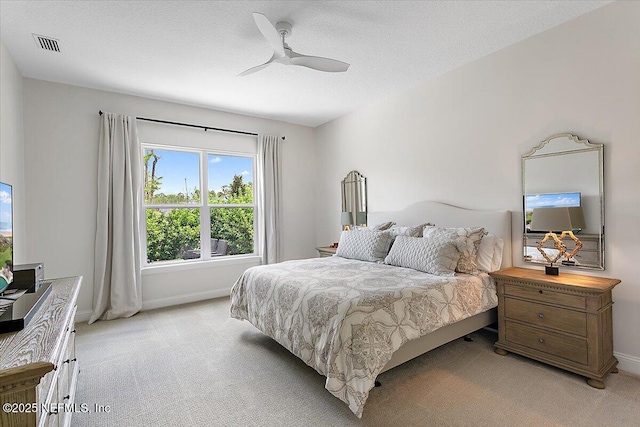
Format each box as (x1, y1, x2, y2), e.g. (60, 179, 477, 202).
(0, 1, 610, 127)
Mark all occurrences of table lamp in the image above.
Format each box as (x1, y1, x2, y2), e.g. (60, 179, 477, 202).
(355, 212, 367, 227)
(341, 211, 353, 231)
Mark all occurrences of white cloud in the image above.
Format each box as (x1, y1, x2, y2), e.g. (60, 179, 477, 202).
(241, 170, 249, 175)
(0, 191, 10, 204)
(209, 156, 222, 164)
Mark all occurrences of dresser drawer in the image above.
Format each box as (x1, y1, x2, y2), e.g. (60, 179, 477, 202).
(504, 297, 586, 336)
(503, 284, 586, 310)
(505, 322, 588, 365)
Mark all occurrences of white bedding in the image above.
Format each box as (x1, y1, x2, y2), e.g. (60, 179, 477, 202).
(230, 255, 498, 417)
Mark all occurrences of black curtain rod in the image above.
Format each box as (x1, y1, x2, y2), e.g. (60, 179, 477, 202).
(98, 110, 284, 140)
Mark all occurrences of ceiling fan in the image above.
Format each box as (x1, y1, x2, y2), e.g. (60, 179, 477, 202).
(239, 13, 350, 76)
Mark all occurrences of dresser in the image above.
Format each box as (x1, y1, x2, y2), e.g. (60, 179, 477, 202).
(0, 276, 82, 427)
(316, 246, 337, 258)
(490, 267, 619, 389)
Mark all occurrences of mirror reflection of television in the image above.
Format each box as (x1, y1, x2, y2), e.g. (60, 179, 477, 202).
(0, 182, 13, 293)
(524, 191, 581, 232)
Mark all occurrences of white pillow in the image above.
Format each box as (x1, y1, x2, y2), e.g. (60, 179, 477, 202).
(384, 235, 460, 276)
(423, 226, 487, 274)
(336, 230, 393, 262)
(477, 233, 504, 272)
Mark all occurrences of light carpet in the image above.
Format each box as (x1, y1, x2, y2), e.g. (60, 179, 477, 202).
(71, 297, 640, 426)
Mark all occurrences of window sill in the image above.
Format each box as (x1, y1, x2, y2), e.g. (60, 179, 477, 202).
(142, 254, 261, 276)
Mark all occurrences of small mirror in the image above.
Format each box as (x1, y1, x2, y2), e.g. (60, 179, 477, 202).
(341, 171, 367, 228)
(523, 134, 604, 270)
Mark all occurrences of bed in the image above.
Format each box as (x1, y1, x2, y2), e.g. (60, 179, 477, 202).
(230, 201, 511, 417)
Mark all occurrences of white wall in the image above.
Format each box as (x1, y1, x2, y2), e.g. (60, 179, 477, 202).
(22, 79, 317, 319)
(315, 1, 640, 372)
(0, 41, 26, 263)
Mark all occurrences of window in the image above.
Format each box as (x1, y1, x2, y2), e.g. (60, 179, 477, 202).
(142, 146, 255, 264)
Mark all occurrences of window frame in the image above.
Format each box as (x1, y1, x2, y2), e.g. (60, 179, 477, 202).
(140, 143, 257, 267)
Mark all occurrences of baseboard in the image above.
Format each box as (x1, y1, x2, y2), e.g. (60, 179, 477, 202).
(74, 289, 232, 323)
(141, 288, 231, 312)
(614, 351, 640, 377)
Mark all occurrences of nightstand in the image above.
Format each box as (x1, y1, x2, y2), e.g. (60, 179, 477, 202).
(490, 267, 620, 389)
(316, 246, 337, 257)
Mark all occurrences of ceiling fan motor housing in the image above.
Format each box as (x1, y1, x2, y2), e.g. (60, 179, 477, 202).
(276, 21, 292, 38)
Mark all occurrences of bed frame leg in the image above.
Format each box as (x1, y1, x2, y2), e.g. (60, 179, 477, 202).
(375, 380, 382, 387)
(463, 335, 473, 342)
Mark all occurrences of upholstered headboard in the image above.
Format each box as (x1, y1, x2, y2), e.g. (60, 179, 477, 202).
(368, 201, 512, 268)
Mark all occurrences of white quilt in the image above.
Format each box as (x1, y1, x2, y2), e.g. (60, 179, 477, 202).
(230, 256, 497, 417)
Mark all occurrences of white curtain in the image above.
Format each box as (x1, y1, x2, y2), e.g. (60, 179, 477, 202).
(89, 113, 142, 324)
(256, 134, 282, 264)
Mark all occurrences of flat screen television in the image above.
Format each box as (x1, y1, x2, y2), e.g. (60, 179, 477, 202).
(524, 191, 581, 232)
(0, 182, 13, 293)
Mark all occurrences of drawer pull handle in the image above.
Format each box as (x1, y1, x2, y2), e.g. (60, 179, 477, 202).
(539, 338, 545, 344)
(538, 313, 545, 319)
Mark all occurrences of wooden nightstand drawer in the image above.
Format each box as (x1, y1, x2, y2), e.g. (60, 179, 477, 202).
(505, 322, 588, 365)
(504, 297, 587, 336)
(316, 246, 337, 258)
(504, 283, 585, 310)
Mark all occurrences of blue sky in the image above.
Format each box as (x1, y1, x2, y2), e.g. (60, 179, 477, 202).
(524, 192, 581, 212)
(0, 182, 12, 231)
(145, 149, 253, 196)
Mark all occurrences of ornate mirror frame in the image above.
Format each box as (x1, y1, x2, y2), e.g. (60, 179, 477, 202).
(522, 133, 604, 270)
(341, 171, 367, 227)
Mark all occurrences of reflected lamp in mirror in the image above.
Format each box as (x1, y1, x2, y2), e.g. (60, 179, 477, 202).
(356, 212, 367, 227)
(530, 207, 586, 275)
(341, 212, 353, 231)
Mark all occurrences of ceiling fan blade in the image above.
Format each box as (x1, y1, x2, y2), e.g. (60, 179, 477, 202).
(252, 12, 285, 58)
(238, 60, 273, 77)
(289, 53, 350, 73)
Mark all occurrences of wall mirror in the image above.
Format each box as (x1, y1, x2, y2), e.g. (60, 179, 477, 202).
(341, 171, 367, 228)
(522, 133, 604, 270)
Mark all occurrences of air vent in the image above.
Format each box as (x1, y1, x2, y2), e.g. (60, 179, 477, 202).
(32, 34, 60, 52)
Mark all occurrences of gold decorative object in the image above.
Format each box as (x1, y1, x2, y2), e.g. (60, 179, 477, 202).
(530, 207, 586, 275)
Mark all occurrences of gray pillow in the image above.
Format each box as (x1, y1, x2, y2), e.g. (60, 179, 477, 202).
(387, 223, 433, 238)
(384, 235, 460, 276)
(423, 226, 487, 274)
(352, 221, 395, 231)
(336, 230, 393, 262)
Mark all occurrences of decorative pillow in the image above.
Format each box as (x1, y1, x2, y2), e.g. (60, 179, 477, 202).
(352, 221, 395, 231)
(370, 221, 395, 231)
(336, 230, 393, 262)
(387, 223, 433, 238)
(477, 233, 504, 272)
(384, 235, 460, 276)
(423, 226, 487, 274)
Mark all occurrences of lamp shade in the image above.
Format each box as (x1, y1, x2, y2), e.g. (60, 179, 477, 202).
(355, 212, 367, 226)
(341, 211, 353, 226)
(567, 206, 586, 230)
(530, 207, 586, 232)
